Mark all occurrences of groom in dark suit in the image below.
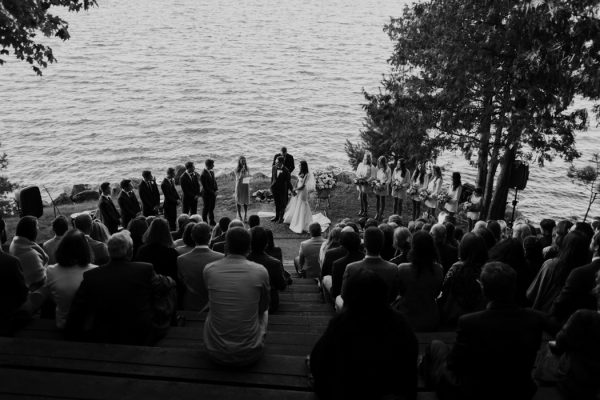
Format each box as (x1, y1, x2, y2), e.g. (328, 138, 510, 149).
(139, 170, 161, 217)
(272, 147, 295, 174)
(200, 159, 218, 226)
(271, 156, 294, 223)
(161, 167, 180, 231)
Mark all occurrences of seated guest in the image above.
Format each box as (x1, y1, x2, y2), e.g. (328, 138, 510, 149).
(549, 270, 600, 400)
(551, 232, 600, 325)
(265, 228, 283, 263)
(127, 216, 148, 257)
(66, 231, 157, 345)
(527, 231, 590, 313)
(539, 218, 556, 248)
(9, 216, 48, 290)
(523, 235, 544, 273)
(425, 262, 551, 400)
(43, 215, 69, 265)
(571, 221, 595, 242)
(397, 231, 444, 331)
(213, 219, 244, 254)
(438, 233, 487, 327)
(248, 226, 287, 312)
(310, 268, 418, 400)
(0, 249, 29, 335)
(445, 222, 459, 248)
(488, 238, 535, 307)
(90, 220, 111, 243)
(391, 227, 412, 265)
(209, 217, 231, 249)
(339, 227, 399, 309)
(431, 223, 458, 274)
(319, 227, 342, 267)
(203, 227, 270, 366)
(544, 219, 573, 260)
(295, 223, 326, 278)
(321, 228, 349, 296)
(474, 226, 497, 250)
(189, 214, 203, 223)
(512, 222, 533, 243)
(248, 214, 260, 229)
(378, 223, 396, 261)
(331, 231, 364, 301)
(74, 213, 109, 266)
(175, 222, 196, 255)
(177, 223, 224, 311)
(486, 220, 502, 243)
(40, 230, 97, 329)
(118, 179, 141, 229)
(97, 182, 120, 234)
(171, 214, 191, 241)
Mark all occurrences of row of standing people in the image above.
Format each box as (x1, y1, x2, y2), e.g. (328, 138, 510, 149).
(354, 152, 483, 225)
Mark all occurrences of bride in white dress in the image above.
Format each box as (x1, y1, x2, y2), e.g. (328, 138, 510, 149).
(283, 160, 315, 234)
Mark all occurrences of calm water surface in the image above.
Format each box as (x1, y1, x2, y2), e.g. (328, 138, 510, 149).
(1, 0, 598, 220)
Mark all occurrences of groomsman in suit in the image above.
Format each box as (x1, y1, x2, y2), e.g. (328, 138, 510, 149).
(180, 161, 201, 215)
(139, 171, 161, 217)
(97, 182, 120, 234)
(270, 156, 294, 223)
(117, 179, 141, 229)
(161, 167, 180, 231)
(200, 159, 218, 226)
(272, 146, 295, 174)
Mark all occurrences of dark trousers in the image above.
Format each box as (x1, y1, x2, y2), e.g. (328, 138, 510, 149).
(202, 194, 216, 224)
(163, 203, 177, 231)
(274, 191, 289, 220)
(142, 206, 158, 217)
(122, 215, 133, 231)
(182, 195, 197, 215)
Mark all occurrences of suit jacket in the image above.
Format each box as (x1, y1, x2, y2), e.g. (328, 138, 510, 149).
(200, 169, 218, 197)
(248, 251, 287, 311)
(65, 260, 155, 345)
(161, 177, 180, 205)
(321, 246, 348, 278)
(272, 153, 295, 173)
(97, 196, 120, 231)
(180, 171, 201, 199)
(447, 302, 550, 400)
(117, 191, 140, 227)
(177, 247, 224, 310)
(299, 236, 326, 279)
(331, 250, 365, 300)
(551, 258, 600, 325)
(0, 251, 28, 322)
(270, 166, 293, 195)
(342, 257, 400, 303)
(139, 180, 160, 214)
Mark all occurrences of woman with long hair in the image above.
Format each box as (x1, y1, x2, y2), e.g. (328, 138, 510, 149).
(396, 231, 444, 331)
(527, 231, 591, 313)
(234, 156, 250, 222)
(438, 232, 487, 327)
(319, 227, 342, 267)
(355, 151, 374, 216)
(136, 218, 179, 282)
(374, 156, 392, 220)
(410, 162, 428, 221)
(466, 187, 483, 231)
(444, 172, 462, 216)
(391, 158, 411, 217)
(283, 160, 315, 234)
(424, 165, 443, 219)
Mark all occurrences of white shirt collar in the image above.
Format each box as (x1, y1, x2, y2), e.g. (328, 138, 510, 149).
(195, 245, 209, 249)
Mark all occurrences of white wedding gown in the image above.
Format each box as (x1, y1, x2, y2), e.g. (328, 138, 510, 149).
(283, 174, 314, 234)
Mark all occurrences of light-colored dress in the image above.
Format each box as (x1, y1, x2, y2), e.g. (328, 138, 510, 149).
(392, 168, 412, 200)
(444, 185, 463, 213)
(355, 162, 372, 193)
(284, 174, 312, 234)
(467, 193, 482, 220)
(425, 177, 443, 208)
(374, 168, 392, 196)
(234, 169, 250, 205)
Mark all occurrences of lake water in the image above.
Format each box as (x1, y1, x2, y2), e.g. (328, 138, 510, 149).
(1, 0, 598, 221)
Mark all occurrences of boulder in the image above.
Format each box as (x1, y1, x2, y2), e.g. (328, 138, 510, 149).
(252, 172, 269, 181)
(53, 192, 73, 206)
(71, 190, 100, 203)
(335, 171, 357, 185)
(71, 184, 93, 197)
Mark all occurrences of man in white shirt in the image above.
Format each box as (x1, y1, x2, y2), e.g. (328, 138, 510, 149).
(295, 223, 325, 278)
(203, 227, 270, 366)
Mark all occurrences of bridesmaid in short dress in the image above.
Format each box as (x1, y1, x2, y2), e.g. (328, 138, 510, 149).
(391, 158, 411, 217)
(374, 156, 392, 220)
(234, 156, 250, 222)
(424, 166, 443, 219)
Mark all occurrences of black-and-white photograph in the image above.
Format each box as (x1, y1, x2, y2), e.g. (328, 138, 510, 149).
(1, 0, 599, 399)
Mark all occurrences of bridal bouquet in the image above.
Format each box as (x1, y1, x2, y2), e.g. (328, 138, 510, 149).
(354, 177, 368, 185)
(462, 201, 473, 211)
(314, 170, 336, 190)
(436, 190, 452, 204)
(419, 189, 431, 201)
(370, 179, 385, 191)
(392, 180, 405, 190)
(406, 186, 419, 197)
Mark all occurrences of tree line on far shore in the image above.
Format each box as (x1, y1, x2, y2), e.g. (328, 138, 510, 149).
(347, 0, 600, 221)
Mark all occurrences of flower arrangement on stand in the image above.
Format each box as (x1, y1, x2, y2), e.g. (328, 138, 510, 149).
(314, 170, 337, 198)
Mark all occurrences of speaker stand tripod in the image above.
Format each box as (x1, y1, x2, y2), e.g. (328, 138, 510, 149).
(509, 189, 519, 228)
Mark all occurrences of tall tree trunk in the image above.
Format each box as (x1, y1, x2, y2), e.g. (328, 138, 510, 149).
(489, 145, 516, 220)
(475, 91, 494, 191)
(481, 124, 503, 219)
